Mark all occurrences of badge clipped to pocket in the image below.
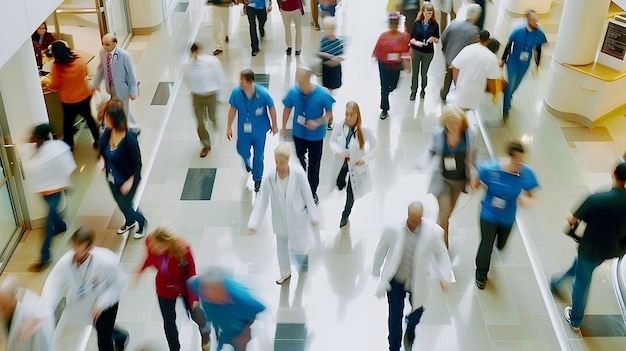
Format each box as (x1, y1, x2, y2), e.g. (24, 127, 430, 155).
(491, 196, 507, 211)
(297, 115, 306, 125)
(243, 122, 252, 133)
(107, 170, 115, 184)
(519, 51, 530, 61)
(387, 53, 400, 61)
(443, 156, 457, 171)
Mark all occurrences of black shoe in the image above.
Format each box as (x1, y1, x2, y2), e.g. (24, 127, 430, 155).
(286, 47, 292, 56)
(28, 260, 51, 273)
(379, 110, 388, 120)
(252, 50, 259, 56)
(313, 194, 319, 205)
(225, 36, 229, 43)
(409, 92, 416, 101)
(476, 278, 486, 290)
(53, 223, 67, 235)
(339, 216, 349, 228)
(254, 180, 261, 192)
(403, 328, 415, 351)
(113, 326, 130, 351)
(420, 90, 426, 99)
(295, 50, 301, 56)
(245, 164, 252, 173)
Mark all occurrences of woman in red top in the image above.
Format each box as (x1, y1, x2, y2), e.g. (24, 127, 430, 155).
(137, 225, 210, 351)
(32, 22, 55, 68)
(372, 12, 410, 120)
(49, 41, 100, 150)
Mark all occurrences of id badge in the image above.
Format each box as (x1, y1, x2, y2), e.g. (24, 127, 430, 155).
(297, 115, 306, 125)
(255, 107, 263, 116)
(443, 156, 457, 171)
(243, 122, 252, 133)
(519, 51, 530, 61)
(107, 171, 115, 184)
(387, 53, 400, 61)
(491, 196, 507, 210)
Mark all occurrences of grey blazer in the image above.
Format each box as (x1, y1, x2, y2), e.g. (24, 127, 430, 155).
(93, 47, 138, 99)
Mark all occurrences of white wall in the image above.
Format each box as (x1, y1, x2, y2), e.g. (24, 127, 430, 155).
(0, 0, 63, 69)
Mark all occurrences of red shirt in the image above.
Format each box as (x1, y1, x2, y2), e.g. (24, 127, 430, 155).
(140, 236, 199, 303)
(372, 30, 411, 66)
(278, 0, 302, 11)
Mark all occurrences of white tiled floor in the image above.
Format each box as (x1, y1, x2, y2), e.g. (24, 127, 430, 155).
(7, 0, 626, 350)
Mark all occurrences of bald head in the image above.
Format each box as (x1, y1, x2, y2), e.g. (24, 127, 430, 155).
(101, 33, 118, 52)
(296, 67, 314, 94)
(407, 201, 423, 231)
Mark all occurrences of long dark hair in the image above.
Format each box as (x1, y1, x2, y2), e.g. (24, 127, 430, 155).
(31, 23, 47, 41)
(51, 41, 77, 65)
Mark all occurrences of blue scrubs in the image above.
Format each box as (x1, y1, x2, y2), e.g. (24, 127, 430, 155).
(229, 83, 275, 181)
(282, 85, 335, 141)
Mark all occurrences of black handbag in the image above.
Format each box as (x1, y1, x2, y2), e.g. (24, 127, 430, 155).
(564, 222, 581, 243)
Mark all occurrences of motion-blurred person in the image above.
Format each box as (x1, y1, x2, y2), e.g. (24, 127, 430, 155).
(551, 159, 626, 332)
(318, 0, 338, 17)
(329, 101, 377, 228)
(433, 0, 462, 33)
(183, 42, 227, 158)
(278, 0, 304, 56)
(136, 225, 211, 350)
(248, 144, 319, 284)
(319, 16, 344, 102)
(93, 33, 141, 134)
(0, 276, 55, 350)
(474, 0, 492, 30)
(48, 40, 101, 150)
(208, 0, 232, 55)
(372, 12, 410, 120)
(243, 0, 272, 56)
(25, 123, 76, 272)
(38, 227, 128, 351)
(439, 3, 480, 102)
(500, 10, 547, 116)
(396, 0, 421, 32)
(421, 106, 477, 249)
(471, 140, 539, 290)
(187, 268, 266, 351)
(281, 67, 335, 204)
(372, 202, 452, 351)
(310, 0, 320, 30)
(226, 69, 278, 192)
(409, 2, 439, 101)
(98, 99, 147, 239)
(450, 30, 500, 111)
(32, 23, 55, 69)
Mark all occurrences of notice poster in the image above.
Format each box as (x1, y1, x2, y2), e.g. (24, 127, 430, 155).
(601, 21, 626, 60)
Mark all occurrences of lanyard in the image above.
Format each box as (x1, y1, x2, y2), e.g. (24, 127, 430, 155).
(73, 255, 93, 285)
(243, 89, 257, 122)
(524, 29, 534, 52)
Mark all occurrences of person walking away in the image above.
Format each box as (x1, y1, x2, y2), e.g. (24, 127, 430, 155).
(319, 16, 344, 110)
(209, 0, 232, 55)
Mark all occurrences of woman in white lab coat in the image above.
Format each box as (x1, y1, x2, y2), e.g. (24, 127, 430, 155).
(329, 101, 377, 228)
(248, 144, 319, 284)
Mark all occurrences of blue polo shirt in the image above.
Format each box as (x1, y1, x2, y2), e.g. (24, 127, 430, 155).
(229, 83, 274, 136)
(507, 26, 547, 71)
(246, 0, 268, 9)
(282, 85, 335, 141)
(478, 158, 539, 226)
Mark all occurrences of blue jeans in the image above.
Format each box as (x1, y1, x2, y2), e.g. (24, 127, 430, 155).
(552, 255, 604, 328)
(503, 64, 529, 112)
(42, 192, 66, 262)
(387, 278, 425, 351)
(237, 131, 267, 182)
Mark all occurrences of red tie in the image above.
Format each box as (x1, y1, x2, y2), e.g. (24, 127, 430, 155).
(107, 52, 113, 85)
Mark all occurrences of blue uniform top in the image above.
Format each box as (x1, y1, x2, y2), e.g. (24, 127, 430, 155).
(188, 275, 266, 349)
(507, 26, 547, 71)
(246, 0, 268, 9)
(282, 85, 335, 141)
(478, 158, 539, 226)
(229, 83, 274, 136)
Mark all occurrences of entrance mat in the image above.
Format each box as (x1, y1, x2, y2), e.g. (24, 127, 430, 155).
(255, 73, 270, 89)
(180, 168, 217, 200)
(581, 315, 626, 337)
(274, 323, 308, 351)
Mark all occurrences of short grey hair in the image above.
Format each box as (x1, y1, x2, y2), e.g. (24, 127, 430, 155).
(465, 4, 482, 21)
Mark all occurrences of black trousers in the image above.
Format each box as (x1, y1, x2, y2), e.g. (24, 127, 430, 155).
(293, 136, 323, 196)
(475, 218, 513, 281)
(158, 296, 209, 351)
(94, 303, 119, 351)
(246, 7, 267, 51)
(337, 161, 354, 219)
(62, 96, 100, 148)
(387, 279, 424, 351)
(440, 67, 454, 101)
(378, 61, 401, 112)
(108, 179, 146, 230)
(475, 0, 486, 30)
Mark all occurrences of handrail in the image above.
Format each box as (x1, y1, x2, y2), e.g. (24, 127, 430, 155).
(55, 8, 98, 15)
(612, 257, 626, 323)
(471, 109, 572, 351)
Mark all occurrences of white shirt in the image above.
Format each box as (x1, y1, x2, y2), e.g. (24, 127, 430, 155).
(451, 43, 501, 110)
(25, 140, 76, 193)
(183, 55, 227, 102)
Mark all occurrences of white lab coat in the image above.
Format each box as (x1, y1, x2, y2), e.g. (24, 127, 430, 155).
(5, 288, 55, 351)
(24, 140, 76, 193)
(248, 165, 319, 253)
(372, 218, 452, 310)
(328, 123, 377, 199)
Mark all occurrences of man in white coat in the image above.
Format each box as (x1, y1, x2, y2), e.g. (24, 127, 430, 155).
(248, 143, 319, 285)
(372, 201, 452, 351)
(0, 276, 55, 351)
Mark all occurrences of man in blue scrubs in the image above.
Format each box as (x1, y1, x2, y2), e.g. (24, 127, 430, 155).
(227, 69, 278, 192)
(281, 68, 335, 205)
(500, 10, 547, 116)
(471, 140, 539, 289)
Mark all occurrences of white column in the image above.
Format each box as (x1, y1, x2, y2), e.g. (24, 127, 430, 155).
(0, 39, 51, 223)
(552, 0, 611, 65)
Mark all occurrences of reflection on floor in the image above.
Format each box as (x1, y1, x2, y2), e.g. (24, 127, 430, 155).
(7, 0, 626, 350)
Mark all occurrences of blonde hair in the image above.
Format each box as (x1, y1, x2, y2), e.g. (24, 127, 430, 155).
(274, 143, 291, 161)
(440, 105, 469, 132)
(147, 225, 188, 260)
(417, 2, 437, 24)
(345, 101, 365, 149)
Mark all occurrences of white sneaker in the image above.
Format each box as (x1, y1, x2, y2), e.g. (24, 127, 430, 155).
(133, 220, 148, 239)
